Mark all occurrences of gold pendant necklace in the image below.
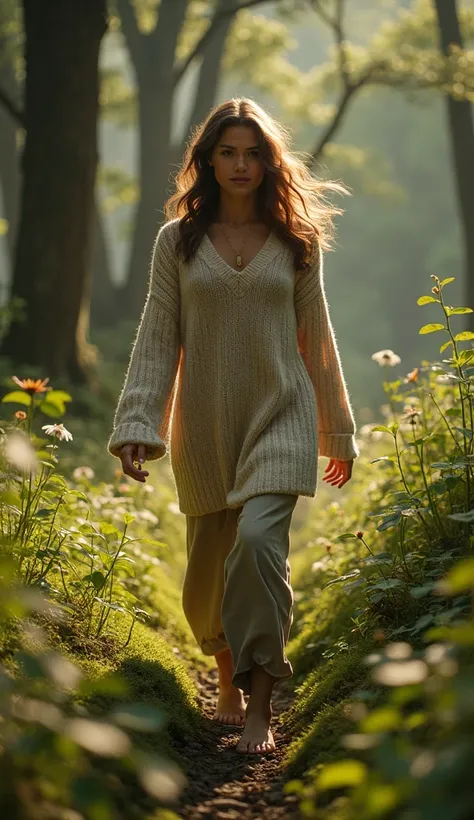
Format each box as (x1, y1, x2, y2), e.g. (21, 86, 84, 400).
(221, 224, 250, 269)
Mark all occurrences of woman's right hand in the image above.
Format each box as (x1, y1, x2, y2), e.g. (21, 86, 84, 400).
(119, 443, 150, 483)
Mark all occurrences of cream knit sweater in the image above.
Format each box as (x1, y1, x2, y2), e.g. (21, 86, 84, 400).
(107, 218, 359, 516)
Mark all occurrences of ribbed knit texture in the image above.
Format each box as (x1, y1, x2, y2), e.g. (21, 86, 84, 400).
(107, 218, 359, 516)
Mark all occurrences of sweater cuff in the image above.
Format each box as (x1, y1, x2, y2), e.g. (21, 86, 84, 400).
(107, 422, 167, 461)
(318, 432, 359, 461)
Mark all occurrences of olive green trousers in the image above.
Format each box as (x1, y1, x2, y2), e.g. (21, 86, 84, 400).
(182, 493, 298, 696)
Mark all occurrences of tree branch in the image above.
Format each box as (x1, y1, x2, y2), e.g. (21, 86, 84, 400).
(306, 76, 368, 164)
(0, 85, 24, 126)
(173, 0, 272, 87)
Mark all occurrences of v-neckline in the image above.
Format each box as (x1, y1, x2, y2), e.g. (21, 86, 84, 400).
(200, 229, 281, 297)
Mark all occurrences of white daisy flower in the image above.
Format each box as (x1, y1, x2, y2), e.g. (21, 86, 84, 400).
(41, 423, 73, 442)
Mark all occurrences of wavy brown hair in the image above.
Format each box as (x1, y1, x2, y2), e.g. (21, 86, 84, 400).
(164, 97, 349, 273)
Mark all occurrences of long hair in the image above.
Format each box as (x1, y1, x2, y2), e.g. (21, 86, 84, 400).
(164, 97, 349, 273)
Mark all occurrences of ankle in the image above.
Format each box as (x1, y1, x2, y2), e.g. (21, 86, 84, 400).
(245, 701, 272, 721)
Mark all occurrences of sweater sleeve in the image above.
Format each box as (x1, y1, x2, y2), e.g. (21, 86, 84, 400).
(294, 245, 359, 461)
(107, 221, 181, 461)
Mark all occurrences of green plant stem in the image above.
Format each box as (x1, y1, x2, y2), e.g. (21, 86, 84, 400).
(393, 432, 431, 538)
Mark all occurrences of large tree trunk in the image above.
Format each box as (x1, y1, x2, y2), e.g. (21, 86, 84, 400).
(117, 83, 175, 317)
(90, 197, 119, 328)
(433, 0, 474, 327)
(114, 0, 187, 319)
(0, 79, 20, 267)
(0, 13, 21, 270)
(0, 0, 107, 381)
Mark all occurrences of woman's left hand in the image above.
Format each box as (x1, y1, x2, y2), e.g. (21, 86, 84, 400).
(322, 458, 353, 488)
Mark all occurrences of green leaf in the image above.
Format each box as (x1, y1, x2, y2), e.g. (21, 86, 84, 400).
(100, 522, 122, 537)
(39, 401, 64, 418)
(454, 426, 473, 440)
(43, 390, 72, 403)
(419, 323, 445, 334)
(377, 513, 402, 532)
(417, 295, 439, 305)
(410, 583, 436, 599)
(83, 571, 106, 591)
(441, 557, 474, 592)
(447, 307, 473, 315)
(448, 509, 474, 523)
(370, 578, 403, 591)
(32, 508, 54, 518)
(324, 569, 361, 588)
(454, 331, 474, 342)
(316, 760, 367, 791)
(410, 613, 434, 633)
(370, 456, 396, 464)
(336, 533, 358, 540)
(459, 349, 474, 365)
(360, 706, 401, 733)
(1, 391, 32, 406)
(425, 623, 474, 645)
(439, 277, 455, 287)
(439, 340, 453, 353)
(371, 425, 393, 435)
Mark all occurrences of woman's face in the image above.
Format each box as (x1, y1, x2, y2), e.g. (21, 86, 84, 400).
(209, 124, 265, 198)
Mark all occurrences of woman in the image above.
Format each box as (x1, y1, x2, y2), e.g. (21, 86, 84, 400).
(107, 97, 359, 756)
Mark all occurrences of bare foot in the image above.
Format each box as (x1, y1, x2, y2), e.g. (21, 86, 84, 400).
(236, 707, 276, 754)
(213, 684, 247, 726)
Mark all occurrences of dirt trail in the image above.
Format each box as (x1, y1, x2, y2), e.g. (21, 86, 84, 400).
(175, 666, 300, 819)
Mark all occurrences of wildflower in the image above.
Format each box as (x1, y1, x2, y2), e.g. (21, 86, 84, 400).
(325, 543, 332, 554)
(12, 376, 52, 394)
(356, 531, 364, 539)
(41, 423, 73, 442)
(430, 274, 439, 282)
(401, 405, 422, 425)
(371, 349, 401, 367)
(405, 367, 419, 383)
(114, 468, 123, 480)
(431, 286, 440, 294)
(73, 466, 95, 480)
(14, 410, 27, 420)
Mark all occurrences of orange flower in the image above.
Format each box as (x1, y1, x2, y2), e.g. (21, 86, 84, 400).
(15, 410, 27, 420)
(12, 376, 51, 394)
(406, 367, 419, 383)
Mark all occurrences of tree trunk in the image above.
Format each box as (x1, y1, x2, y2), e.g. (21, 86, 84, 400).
(0, 79, 20, 268)
(90, 197, 120, 328)
(0, 0, 108, 382)
(433, 0, 474, 327)
(184, 0, 235, 141)
(116, 83, 174, 317)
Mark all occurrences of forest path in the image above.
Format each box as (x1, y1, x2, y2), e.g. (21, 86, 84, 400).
(175, 664, 300, 819)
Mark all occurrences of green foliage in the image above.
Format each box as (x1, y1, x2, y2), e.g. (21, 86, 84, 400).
(0, 374, 204, 817)
(282, 273, 474, 818)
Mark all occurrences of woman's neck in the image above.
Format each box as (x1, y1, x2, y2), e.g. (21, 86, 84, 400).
(215, 193, 261, 226)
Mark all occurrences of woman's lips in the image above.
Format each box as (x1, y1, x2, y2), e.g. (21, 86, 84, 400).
(230, 178, 250, 183)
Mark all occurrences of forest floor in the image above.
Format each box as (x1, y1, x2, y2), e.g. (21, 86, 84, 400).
(174, 663, 301, 819)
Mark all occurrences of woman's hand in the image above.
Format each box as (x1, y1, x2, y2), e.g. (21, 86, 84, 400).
(119, 443, 150, 483)
(322, 457, 353, 489)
